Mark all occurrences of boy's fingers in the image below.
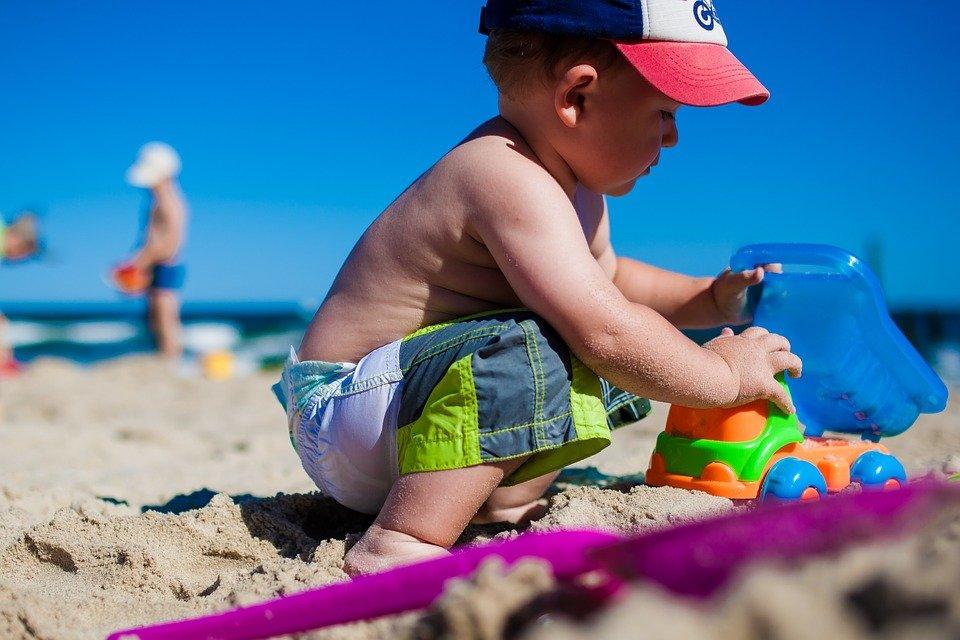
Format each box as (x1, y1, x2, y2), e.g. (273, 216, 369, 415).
(768, 383, 796, 414)
(739, 268, 763, 285)
(741, 326, 769, 338)
(762, 333, 791, 353)
(771, 351, 803, 378)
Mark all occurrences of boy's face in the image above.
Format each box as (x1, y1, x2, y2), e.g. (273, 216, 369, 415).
(557, 63, 681, 196)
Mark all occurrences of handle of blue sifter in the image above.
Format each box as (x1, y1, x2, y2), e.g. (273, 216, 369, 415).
(730, 242, 880, 285)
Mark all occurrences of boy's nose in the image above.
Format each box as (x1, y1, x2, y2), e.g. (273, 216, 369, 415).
(661, 114, 679, 148)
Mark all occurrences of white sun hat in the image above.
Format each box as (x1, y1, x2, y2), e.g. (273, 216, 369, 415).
(125, 142, 182, 188)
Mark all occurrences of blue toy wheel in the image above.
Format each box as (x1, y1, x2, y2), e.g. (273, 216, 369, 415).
(759, 458, 828, 502)
(850, 451, 906, 490)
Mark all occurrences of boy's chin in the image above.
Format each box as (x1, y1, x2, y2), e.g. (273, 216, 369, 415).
(605, 178, 639, 197)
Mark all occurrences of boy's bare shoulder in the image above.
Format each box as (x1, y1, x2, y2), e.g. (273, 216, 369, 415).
(434, 119, 574, 225)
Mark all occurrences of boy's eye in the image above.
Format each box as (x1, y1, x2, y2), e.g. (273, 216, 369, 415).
(660, 110, 675, 121)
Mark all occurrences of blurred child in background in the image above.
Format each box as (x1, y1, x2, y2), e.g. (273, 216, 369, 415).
(0, 211, 41, 376)
(117, 142, 188, 358)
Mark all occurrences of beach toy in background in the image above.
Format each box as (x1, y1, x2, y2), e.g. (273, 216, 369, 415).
(106, 482, 960, 640)
(181, 324, 242, 379)
(201, 349, 235, 380)
(0, 357, 21, 378)
(125, 142, 181, 189)
(647, 243, 948, 502)
(109, 262, 152, 295)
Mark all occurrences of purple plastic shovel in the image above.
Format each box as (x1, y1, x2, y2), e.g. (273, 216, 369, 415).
(107, 481, 960, 640)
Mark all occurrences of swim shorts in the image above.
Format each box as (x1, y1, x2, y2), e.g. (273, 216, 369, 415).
(273, 310, 650, 514)
(151, 263, 186, 290)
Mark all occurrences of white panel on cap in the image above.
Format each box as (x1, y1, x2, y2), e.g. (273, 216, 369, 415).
(639, 0, 728, 46)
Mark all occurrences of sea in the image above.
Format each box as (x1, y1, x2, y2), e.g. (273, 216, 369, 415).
(3, 301, 960, 383)
(2, 300, 310, 372)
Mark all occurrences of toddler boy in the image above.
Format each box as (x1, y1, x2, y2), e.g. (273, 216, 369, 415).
(276, 0, 800, 575)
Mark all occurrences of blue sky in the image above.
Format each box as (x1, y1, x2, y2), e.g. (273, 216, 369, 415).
(1, 1, 958, 308)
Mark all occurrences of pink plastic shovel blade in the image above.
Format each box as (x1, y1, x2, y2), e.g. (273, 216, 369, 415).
(106, 529, 618, 640)
(591, 480, 960, 598)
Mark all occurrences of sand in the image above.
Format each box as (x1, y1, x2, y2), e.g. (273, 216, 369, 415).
(0, 356, 957, 640)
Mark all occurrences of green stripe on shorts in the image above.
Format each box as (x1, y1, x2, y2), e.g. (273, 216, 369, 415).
(395, 310, 647, 484)
(396, 353, 482, 474)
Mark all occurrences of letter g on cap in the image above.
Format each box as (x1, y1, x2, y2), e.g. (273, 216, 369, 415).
(693, 0, 719, 31)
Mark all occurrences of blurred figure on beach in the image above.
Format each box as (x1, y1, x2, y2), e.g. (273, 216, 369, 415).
(116, 142, 188, 358)
(1, 211, 41, 377)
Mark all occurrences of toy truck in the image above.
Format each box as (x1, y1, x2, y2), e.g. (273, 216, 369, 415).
(646, 244, 948, 501)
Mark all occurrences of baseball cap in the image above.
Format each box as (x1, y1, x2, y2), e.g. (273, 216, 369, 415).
(479, 0, 768, 107)
(126, 142, 182, 188)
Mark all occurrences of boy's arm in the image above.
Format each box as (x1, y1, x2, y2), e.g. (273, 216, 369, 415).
(593, 199, 769, 329)
(469, 168, 794, 410)
(612, 257, 720, 329)
(133, 184, 186, 268)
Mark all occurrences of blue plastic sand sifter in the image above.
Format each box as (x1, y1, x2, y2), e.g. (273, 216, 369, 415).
(730, 243, 948, 441)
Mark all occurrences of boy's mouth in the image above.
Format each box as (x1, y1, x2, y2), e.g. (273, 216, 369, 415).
(641, 155, 660, 176)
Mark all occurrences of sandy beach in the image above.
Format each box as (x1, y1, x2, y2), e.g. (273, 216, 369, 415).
(1, 356, 957, 640)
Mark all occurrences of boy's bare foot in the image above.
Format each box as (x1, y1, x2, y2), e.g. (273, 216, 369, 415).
(343, 459, 531, 577)
(343, 524, 449, 576)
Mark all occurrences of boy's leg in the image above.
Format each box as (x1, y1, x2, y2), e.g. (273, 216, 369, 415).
(473, 471, 559, 525)
(148, 289, 183, 358)
(0, 313, 10, 365)
(344, 457, 528, 576)
(343, 312, 636, 575)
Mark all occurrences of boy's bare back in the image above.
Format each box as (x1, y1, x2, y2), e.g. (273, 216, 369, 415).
(301, 117, 611, 364)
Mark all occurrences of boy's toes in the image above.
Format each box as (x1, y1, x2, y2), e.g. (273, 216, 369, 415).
(342, 546, 384, 577)
(342, 548, 370, 577)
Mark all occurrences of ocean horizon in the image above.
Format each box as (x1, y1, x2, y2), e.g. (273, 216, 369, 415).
(2, 299, 314, 369)
(2, 300, 959, 383)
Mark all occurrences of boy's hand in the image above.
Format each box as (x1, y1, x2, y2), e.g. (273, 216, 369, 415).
(704, 326, 802, 414)
(711, 264, 781, 325)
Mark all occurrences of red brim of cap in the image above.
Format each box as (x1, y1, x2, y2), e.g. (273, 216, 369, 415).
(615, 41, 769, 107)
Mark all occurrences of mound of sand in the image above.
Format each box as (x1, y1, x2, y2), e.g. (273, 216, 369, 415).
(0, 356, 956, 640)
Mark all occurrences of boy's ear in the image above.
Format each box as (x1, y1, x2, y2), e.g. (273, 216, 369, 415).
(556, 64, 599, 128)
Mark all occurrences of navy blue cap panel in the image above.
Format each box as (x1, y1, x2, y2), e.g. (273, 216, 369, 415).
(480, 0, 645, 40)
